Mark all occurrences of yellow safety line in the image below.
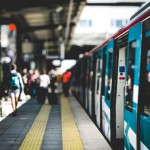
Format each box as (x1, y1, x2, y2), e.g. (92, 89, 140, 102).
(61, 95, 84, 150)
(19, 104, 51, 150)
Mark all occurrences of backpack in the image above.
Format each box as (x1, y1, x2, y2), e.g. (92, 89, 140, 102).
(10, 73, 20, 90)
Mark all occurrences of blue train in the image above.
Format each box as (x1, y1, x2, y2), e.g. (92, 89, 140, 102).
(71, 2, 150, 150)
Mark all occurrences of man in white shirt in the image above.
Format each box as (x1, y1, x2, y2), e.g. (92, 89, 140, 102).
(38, 69, 50, 103)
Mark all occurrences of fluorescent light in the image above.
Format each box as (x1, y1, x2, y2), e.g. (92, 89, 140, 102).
(52, 60, 61, 66)
(56, 6, 63, 13)
(56, 25, 63, 31)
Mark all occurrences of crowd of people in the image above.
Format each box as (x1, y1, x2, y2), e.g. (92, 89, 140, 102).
(0, 64, 72, 117)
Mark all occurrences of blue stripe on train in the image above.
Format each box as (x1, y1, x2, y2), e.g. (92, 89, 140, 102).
(140, 115, 150, 149)
(124, 135, 135, 150)
(124, 102, 137, 150)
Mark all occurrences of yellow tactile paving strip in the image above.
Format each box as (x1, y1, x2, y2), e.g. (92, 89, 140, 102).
(19, 104, 51, 150)
(61, 96, 84, 150)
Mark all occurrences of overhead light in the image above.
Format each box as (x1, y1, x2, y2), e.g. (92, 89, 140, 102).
(56, 25, 63, 31)
(79, 54, 84, 58)
(52, 60, 61, 66)
(1, 57, 11, 64)
(56, 6, 63, 13)
(24, 13, 49, 26)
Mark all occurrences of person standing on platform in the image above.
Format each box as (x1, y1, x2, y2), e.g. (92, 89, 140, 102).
(8, 64, 24, 116)
(63, 69, 72, 97)
(37, 69, 50, 104)
(28, 69, 39, 99)
(22, 68, 29, 95)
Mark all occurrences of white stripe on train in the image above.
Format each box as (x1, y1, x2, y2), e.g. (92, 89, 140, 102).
(124, 121, 149, 150)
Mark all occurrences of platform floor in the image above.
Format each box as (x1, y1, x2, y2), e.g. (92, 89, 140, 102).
(0, 94, 111, 150)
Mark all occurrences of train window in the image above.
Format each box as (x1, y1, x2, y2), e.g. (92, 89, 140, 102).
(102, 48, 107, 96)
(140, 19, 150, 115)
(90, 70, 93, 90)
(0, 64, 2, 85)
(96, 58, 100, 94)
(106, 51, 113, 99)
(145, 49, 150, 115)
(89, 57, 93, 91)
(125, 40, 136, 110)
(141, 49, 150, 116)
(86, 58, 90, 87)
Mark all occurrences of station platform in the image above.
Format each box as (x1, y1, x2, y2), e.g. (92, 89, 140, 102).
(0, 94, 111, 150)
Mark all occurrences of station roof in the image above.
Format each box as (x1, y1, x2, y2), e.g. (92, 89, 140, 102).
(0, 0, 147, 60)
(0, 0, 86, 59)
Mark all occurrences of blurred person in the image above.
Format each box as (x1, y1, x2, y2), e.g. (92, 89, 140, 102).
(1, 63, 10, 101)
(22, 68, 29, 95)
(55, 68, 63, 94)
(8, 64, 24, 116)
(37, 69, 50, 103)
(63, 69, 72, 97)
(48, 69, 59, 105)
(49, 69, 56, 93)
(28, 69, 39, 99)
(148, 72, 150, 82)
(126, 74, 132, 106)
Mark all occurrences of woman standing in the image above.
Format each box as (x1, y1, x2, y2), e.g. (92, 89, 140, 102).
(37, 69, 50, 103)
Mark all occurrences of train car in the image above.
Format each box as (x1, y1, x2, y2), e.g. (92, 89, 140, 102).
(71, 2, 150, 150)
(0, 63, 3, 98)
(0, 64, 2, 85)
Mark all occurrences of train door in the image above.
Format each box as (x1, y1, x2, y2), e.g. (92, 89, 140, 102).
(80, 57, 85, 107)
(138, 18, 150, 150)
(85, 57, 90, 111)
(115, 33, 128, 150)
(72, 65, 77, 96)
(124, 23, 142, 150)
(0, 64, 2, 85)
(95, 49, 103, 128)
(102, 41, 114, 142)
(0, 63, 2, 99)
(82, 57, 87, 108)
(79, 59, 83, 104)
(75, 62, 80, 99)
(88, 55, 94, 117)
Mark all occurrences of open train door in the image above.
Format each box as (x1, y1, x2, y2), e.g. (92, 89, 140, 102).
(101, 41, 114, 145)
(88, 55, 94, 117)
(95, 49, 103, 128)
(124, 22, 142, 150)
(85, 57, 90, 112)
(114, 32, 128, 149)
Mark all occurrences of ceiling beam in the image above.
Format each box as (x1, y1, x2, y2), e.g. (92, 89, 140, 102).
(0, 0, 85, 11)
(21, 23, 75, 33)
(87, 2, 144, 7)
(65, 0, 73, 46)
(66, 1, 86, 51)
(31, 36, 72, 43)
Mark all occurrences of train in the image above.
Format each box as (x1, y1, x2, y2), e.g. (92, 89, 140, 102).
(71, 2, 150, 150)
(0, 63, 3, 99)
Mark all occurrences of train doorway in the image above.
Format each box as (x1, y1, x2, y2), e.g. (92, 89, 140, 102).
(114, 32, 128, 149)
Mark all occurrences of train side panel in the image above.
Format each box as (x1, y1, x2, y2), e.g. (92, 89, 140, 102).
(102, 41, 114, 142)
(124, 22, 142, 150)
(138, 17, 150, 150)
(94, 48, 103, 128)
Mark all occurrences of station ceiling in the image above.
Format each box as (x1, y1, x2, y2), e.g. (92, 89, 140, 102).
(0, 0, 147, 60)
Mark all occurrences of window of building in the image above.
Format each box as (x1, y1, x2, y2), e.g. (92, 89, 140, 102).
(80, 19, 92, 27)
(111, 19, 128, 28)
